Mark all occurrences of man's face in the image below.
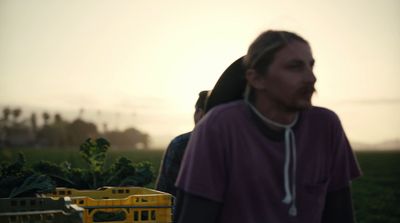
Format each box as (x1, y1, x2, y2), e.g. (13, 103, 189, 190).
(259, 41, 316, 112)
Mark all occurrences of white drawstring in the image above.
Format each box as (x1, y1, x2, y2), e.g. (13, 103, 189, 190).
(245, 100, 298, 216)
(289, 129, 297, 216)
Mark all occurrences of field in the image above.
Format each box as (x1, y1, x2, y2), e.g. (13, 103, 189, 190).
(0, 148, 399, 222)
(352, 151, 400, 223)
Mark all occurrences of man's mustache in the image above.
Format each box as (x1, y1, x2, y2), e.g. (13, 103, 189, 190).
(298, 85, 316, 95)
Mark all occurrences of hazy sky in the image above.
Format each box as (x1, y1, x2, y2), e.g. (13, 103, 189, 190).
(1, 0, 399, 148)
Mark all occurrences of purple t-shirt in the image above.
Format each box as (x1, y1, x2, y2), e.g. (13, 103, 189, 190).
(176, 100, 361, 223)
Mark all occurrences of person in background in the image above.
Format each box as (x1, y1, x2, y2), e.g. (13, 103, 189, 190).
(156, 90, 209, 197)
(175, 30, 361, 223)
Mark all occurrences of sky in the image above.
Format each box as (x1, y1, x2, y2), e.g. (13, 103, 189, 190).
(0, 0, 399, 148)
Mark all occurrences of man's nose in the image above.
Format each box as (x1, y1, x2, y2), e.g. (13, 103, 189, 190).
(305, 68, 317, 84)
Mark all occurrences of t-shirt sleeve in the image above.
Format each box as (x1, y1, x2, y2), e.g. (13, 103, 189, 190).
(328, 114, 362, 191)
(175, 116, 228, 202)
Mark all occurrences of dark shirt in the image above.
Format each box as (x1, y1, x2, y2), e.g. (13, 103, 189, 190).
(176, 101, 361, 222)
(156, 132, 191, 197)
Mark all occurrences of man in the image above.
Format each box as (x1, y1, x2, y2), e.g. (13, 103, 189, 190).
(175, 30, 361, 223)
(156, 90, 209, 197)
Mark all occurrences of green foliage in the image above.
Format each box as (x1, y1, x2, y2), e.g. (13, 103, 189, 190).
(33, 160, 68, 176)
(32, 160, 78, 188)
(80, 138, 109, 172)
(79, 138, 110, 188)
(0, 153, 29, 177)
(0, 138, 155, 197)
(0, 153, 38, 197)
(104, 157, 136, 186)
(66, 167, 90, 189)
(8, 174, 54, 198)
(132, 161, 155, 187)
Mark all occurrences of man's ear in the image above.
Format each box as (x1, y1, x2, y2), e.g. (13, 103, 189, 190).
(245, 69, 266, 90)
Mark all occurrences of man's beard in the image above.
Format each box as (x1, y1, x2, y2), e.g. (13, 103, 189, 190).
(285, 86, 316, 112)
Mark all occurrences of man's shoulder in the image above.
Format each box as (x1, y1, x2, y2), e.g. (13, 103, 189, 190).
(170, 132, 191, 146)
(212, 99, 245, 110)
(303, 106, 340, 123)
(164, 132, 191, 157)
(205, 100, 246, 120)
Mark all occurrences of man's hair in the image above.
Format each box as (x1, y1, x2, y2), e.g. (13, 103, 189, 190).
(195, 90, 209, 110)
(243, 30, 308, 74)
(205, 30, 308, 112)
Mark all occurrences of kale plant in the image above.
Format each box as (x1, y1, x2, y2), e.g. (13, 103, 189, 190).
(0, 138, 155, 198)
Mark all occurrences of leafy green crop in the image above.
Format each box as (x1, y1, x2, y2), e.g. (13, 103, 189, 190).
(79, 138, 109, 188)
(80, 138, 109, 172)
(8, 174, 54, 198)
(0, 138, 155, 197)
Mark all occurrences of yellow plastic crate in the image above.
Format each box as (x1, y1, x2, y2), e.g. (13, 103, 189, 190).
(47, 187, 172, 223)
(0, 197, 84, 223)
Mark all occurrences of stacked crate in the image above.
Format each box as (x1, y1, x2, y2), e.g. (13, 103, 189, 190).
(48, 187, 173, 223)
(0, 196, 84, 223)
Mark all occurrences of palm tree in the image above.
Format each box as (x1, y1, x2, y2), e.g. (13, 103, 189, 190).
(42, 112, 50, 126)
(2, 107, 11, 121)
(30, 113, 37, 133)
(54, 113, 63, 123)
(12, 108, 22, 125)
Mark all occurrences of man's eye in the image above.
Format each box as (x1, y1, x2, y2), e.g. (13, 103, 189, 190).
(287, 63, 303, 70)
